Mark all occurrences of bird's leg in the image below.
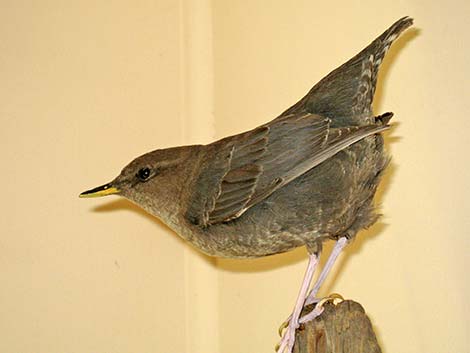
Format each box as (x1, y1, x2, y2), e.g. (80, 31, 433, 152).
(276, 253, 318, 353)
(305, 237, 348, 305)
(299, 236, 347, 323)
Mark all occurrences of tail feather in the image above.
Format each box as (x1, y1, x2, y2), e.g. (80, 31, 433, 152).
(280, 17, 413, 126)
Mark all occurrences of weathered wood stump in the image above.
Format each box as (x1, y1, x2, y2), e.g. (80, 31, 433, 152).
(293, 300, 381, 353)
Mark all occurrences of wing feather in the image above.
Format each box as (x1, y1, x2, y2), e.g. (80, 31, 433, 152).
(186, 112, 390, 227)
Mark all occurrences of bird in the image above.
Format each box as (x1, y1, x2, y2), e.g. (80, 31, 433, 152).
(80, 17, 413, 353)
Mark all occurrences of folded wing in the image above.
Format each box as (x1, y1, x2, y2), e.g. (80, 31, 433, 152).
(186, 112, 390, 227)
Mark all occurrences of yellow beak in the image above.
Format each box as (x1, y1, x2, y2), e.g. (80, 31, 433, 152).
(79, 183, 120, 198)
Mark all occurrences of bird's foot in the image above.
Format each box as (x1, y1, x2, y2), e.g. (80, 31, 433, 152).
(275, 253, 319, 353)
(276, 316, 299, 353)
(279, 296, 320, 330)
(275, 298, 326, 353)
(299, 293, 344, 324)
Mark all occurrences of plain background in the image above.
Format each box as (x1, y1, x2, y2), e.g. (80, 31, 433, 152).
(1, 1, 469, 352)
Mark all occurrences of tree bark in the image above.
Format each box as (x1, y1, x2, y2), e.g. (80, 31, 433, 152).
(293, 300, 381, 353)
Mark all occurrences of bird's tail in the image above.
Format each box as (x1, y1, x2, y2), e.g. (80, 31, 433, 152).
(281, 17, 413, 126)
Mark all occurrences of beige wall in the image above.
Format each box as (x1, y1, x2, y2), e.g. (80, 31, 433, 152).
(0, 1, 216, 352)
(1, 1, 469, 353)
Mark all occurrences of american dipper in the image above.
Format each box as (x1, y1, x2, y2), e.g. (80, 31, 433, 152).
(80, 17, 413, 353)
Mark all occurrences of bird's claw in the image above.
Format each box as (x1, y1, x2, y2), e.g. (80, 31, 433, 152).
(275, 320, 298, 353)
(299, 293, 344, 324)
(276, 294, 344, 352)
(316, 293, 344, 309)
(278, 319, 289, 337)
(278, 296, 321, 337)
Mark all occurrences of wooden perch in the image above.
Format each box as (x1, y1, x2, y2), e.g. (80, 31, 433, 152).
(293, 300, 381, 353)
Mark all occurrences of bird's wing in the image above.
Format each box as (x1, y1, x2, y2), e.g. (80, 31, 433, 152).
(280, 17, 413, 122)
(186, 112, 390, 227)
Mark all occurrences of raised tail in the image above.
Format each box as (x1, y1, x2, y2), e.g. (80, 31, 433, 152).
(281, 17, 413, 126)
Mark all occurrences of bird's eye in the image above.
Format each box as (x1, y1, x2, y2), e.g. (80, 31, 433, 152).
(137, 167, 151, 181)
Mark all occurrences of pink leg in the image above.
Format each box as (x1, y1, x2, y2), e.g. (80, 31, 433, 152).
(277, 253, 318, 353)
(300, 237, 347, 323)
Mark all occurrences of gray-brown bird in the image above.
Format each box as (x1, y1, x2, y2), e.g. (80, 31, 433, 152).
(80, 17, 413, 353)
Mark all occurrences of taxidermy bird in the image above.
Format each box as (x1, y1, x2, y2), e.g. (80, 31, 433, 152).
(80, 17, 413, 353)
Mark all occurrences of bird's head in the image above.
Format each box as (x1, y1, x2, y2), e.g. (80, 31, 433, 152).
(80, 145, 201, 222)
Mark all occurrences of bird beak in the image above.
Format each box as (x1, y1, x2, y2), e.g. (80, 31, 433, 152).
(79, 183, 120, 198)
